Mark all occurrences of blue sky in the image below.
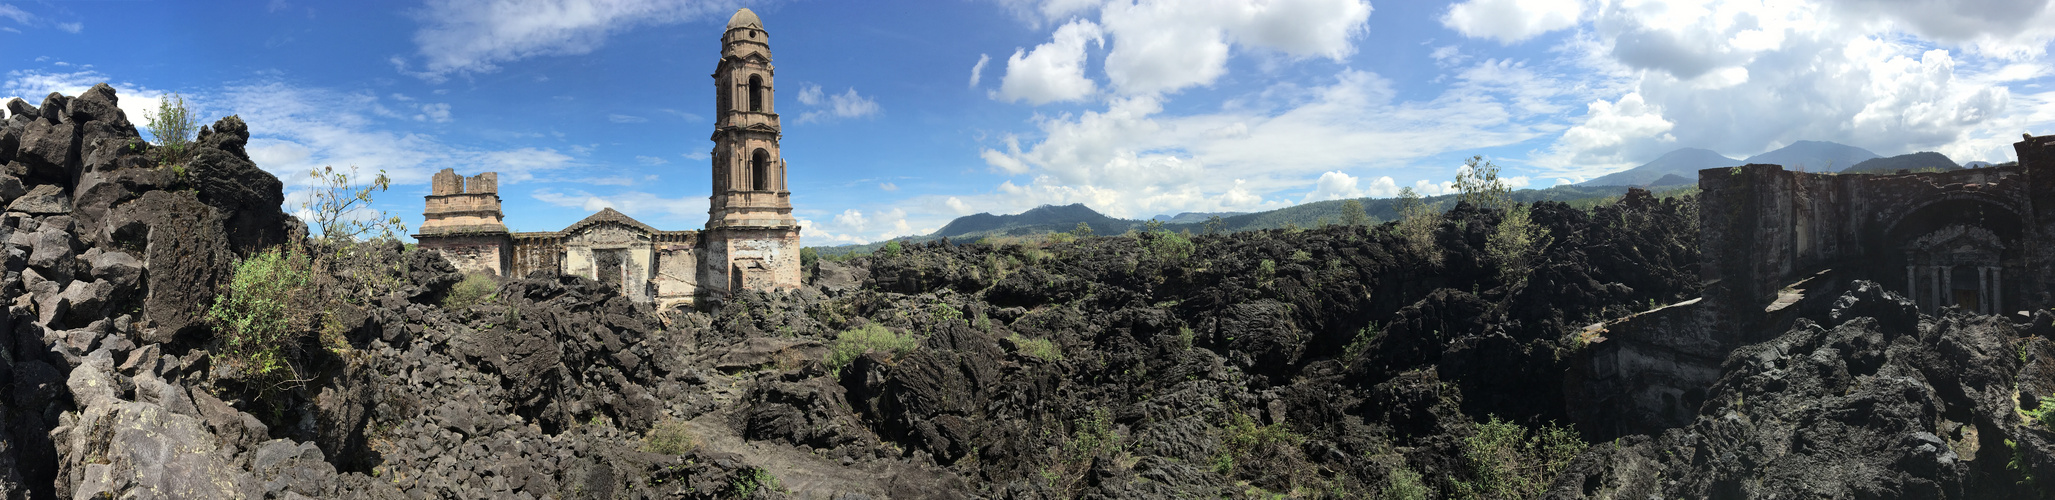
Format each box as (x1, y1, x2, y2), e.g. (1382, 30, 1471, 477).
(7, 0, 2055, 245)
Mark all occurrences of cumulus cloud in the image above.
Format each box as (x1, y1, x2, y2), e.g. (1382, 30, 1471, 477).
(995, 19, 1103, 104)
(1099, 0, 1372, 95)
(402, 0, 741, 81)
(976, 64, 1564, 218)
(1442, 0, 1582, 44)
(1301, 171, 1400, 202)
(1529, 0, 2039, 178)
(794, 84, 881, 123)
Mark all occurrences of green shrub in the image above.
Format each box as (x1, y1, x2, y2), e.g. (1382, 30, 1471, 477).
(305, 166, 404, 241)
(1486, 203, 1552, 287)
(443, 273, 497, 311)
(208, 246, 316, 383)
(825, 324, 919, 376)
(641, 419, 699, 455)
(1394, 187, 1442, 265)
(1215, 411, 1305, 476)
(1010, 333, 1064, 361)
(146, 93, 197, 167)
(2023, 396, 2055, 429)
(1146, 230, 1195, 263)
(1072, 221, 1094, 237)
(1380, 466, 1429, 500)
(880, 240, 904, 259)
(1455, 415, 1588, 499)
(731, 467, 783, 497)
(800, 247, 819, 270)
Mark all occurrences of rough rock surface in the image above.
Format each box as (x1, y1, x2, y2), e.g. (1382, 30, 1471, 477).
(1, 86, 2045, 500)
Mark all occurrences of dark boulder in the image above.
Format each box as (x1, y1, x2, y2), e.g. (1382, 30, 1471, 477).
(103, 190, 233, 344)
(185, 116, 289, 255)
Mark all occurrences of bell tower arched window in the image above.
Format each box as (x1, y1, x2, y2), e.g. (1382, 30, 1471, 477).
(748, 75, 764, 112)
(751, 148, 770, 191)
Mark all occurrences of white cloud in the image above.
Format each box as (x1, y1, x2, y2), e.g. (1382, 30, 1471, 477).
(833, 209, 868, 230)
(1534, 92, 1676, 176)
(1534, 0, 2032, 172)
(0, 5, 32, 25)
(607, 113, 647, 123)
(403, 0, 741, 81)
(635, 155, 668, 166)
(1301, 170, 1402, 202)
(879, 182, 898, 191)
(995, 19, 1103, 104)
(1825, 0, 2055, 59)
(970, 53, 991, 88)
(418, 102, 452, 122)
(794, 84, 881, 123)
(3, 69, 168, 140)
(55, 22, 79, 34)
(531, 188, 708, 222)
(1099, 0, 1372, 95)
(1443, 0, 1582, 44)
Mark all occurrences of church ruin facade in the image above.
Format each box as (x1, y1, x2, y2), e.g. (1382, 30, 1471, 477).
(1569, 133, 2055, 438)
(413, 8, 801, 309)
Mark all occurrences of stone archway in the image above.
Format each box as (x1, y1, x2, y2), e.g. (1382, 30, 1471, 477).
(1883, 196, 2026, 314)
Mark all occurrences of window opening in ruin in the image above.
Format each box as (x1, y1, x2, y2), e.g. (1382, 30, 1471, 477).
(595, 249, 626, 290)
(749, 75, 764, 112)
(751, 149, 769, 191)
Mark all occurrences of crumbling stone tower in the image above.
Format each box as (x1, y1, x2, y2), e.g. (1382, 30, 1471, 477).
(703, 7, 802, 296)
(417, 169, 510, 275)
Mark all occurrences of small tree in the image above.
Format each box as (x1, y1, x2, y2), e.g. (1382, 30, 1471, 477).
(146, 93, 198, 167)
(1073, 222, 1094, 237)
(1454, 155, 1513, 212)
(305, 166, 406, 241)
(1394, 187, 1442, 265)
(1341, 199, 1370, 227)
(1204, 215, 1225, 235)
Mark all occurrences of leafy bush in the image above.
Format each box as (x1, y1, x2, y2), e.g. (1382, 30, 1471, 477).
(641, 419, 700, 455)
(1380, 466, 1429, 500)
(731, 467, 784, 498)
(443, 273, 497, 311)
(1342, 199, 1371, 227)
(146, 93, 197, 167)
(1146, 230, 1195, 263)
(1454, 415, 1587, 500)
(2023, 395, 2055, 429)
(880, 240, 904, 259)
(305, 166, 405, 241)
(208, 246, 317, 384)
(825, 324, 919, 376)
(1486, 203, 1552, 287)
(1393, 187, 1442, 265)
(1009, 333, 1064, 361)
(1215, 411, 1305, 476)
(1073, 221, 1094, 237)
(800, 246, 819, 270)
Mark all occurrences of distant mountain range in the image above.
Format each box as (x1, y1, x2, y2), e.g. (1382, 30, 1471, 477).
(811, 184, 1686, 254)
(1580, 140, 1906, 187)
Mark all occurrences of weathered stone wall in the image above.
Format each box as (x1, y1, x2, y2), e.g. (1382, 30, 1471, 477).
(561, 223, 655, 301)
(417, 234, 507, 276)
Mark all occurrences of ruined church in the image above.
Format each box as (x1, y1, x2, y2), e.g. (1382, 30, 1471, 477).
(414, 8, 800, 309)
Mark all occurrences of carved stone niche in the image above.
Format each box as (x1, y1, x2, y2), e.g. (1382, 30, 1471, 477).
(1903, 224, 2007, 313)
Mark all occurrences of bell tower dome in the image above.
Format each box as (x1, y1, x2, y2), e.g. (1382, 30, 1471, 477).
(702, 8, 802, 298)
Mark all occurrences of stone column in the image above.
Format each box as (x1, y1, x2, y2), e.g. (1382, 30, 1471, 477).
(1933, 266, 1946, 313)
(1979, 267, 1991, 314)
(1994, 267, 2003, 316)
(1907, 266, 1917, 308)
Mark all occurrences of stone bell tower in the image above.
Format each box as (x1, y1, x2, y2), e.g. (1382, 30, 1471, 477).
(703, 7, 801, 299)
